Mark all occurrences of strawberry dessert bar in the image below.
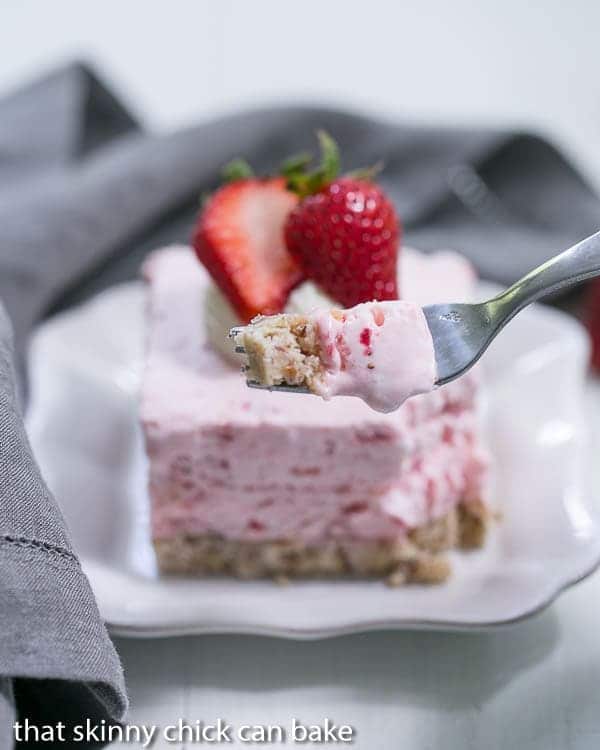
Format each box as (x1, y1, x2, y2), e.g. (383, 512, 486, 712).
(140, 135, 489, 583)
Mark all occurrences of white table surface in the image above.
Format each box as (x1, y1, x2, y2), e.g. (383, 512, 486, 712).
(4, 2, 600, 746)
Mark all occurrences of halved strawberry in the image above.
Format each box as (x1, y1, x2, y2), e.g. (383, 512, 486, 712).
(192, 177, 301, 322)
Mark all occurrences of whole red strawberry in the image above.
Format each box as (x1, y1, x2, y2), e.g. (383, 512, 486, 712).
(284, 132, 401, 308)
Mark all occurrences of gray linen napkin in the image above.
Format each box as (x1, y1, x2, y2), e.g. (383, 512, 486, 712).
(1, 60, 599, 746)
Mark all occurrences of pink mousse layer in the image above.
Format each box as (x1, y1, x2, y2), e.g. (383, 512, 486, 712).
(313, 300, 436, 413)
(141, 246, 487, 543)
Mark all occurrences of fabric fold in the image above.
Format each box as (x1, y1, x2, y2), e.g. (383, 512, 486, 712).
(0, 303, 126, 744)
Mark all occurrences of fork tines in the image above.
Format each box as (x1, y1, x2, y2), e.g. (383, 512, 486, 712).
(246, 380, 310, 394)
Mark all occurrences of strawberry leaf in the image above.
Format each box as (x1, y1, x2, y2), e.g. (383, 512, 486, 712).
(316, 130, 340, 184)
(222, 158, 254, 182)
(280, 151, 313, 177)
(346, 161, 385, 182)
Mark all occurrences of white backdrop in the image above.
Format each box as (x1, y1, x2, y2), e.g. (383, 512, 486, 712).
(3, 0, 600, 186)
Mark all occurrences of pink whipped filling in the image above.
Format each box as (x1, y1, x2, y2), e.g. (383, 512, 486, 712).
(313, 300, 437, 413)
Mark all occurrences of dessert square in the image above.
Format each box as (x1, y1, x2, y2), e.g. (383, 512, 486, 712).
(141, 246, 488, 583)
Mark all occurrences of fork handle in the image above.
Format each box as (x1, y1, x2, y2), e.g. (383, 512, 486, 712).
(490, 229, 600, 324)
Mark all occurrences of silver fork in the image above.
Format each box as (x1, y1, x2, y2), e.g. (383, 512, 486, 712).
(427, 229, 600, 384)
(233, 229, 600, 391)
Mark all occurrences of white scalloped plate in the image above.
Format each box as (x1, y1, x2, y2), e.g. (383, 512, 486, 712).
(26, 282, 600, 637)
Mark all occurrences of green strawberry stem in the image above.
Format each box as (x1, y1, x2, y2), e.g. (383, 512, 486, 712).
(314, 130, 341, 186)
(222, 158, 254, 182)
(346, 161, 385, 181)
(280, 152, 313, 177)
(284, 130, 341, 198)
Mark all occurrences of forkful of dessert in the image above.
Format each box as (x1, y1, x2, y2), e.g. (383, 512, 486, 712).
(231, 229, 600, 413)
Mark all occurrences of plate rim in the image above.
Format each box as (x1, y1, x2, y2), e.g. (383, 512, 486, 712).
(106, 557, 600, 640)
